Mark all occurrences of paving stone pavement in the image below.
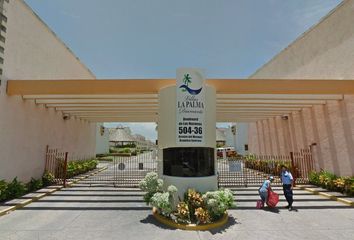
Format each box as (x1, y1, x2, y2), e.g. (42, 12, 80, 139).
(0, 179, 353, 240)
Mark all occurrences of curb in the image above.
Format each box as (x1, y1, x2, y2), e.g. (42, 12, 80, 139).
(0, 167, 107, 217)
(297, 186, 354, 207)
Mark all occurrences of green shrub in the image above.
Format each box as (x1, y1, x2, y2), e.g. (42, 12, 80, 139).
(109, 148, 119, 153)
(318, 170, 337, 190)
(343, 177, 354, 196)
(149, 185, 177, 217)
(42, 171, 55, 186)
(0, 180, 8, 201)
(123, 148, 131, 153)
(5, 177, 27, 199)
(150, 192, 173, 216)
(244, 157, 291, 176)
(66, 159, 98, 178)
(309, 171, 320, 185)
(202, 188, 234, 220)
(26, 178, 43, 192)
(245, 154, 256, 161)
(97, 156, 114, 161)
(309, 170, 354, 196)
(139, 172, 163, 204)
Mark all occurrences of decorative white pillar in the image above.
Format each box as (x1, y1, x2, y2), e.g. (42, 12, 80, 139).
(158, 69, 217, 197)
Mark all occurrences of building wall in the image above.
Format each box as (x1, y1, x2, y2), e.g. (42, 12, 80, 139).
(95, 124, 109, 154)
(0, 0, 96, 181)
(224, 127, 235, 148)
(235, 123, 248, 155)
(248, 0, 354, 176)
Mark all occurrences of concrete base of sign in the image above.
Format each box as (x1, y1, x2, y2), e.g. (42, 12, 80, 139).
(163, 175, 218, 198)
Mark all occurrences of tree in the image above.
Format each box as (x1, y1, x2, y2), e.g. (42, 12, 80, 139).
(183, 73, 192, 86)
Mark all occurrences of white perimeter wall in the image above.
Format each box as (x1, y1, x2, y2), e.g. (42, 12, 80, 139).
(0, 0, 96, 181)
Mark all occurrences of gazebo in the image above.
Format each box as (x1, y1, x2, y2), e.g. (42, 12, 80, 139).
(108, 127, 136, 147)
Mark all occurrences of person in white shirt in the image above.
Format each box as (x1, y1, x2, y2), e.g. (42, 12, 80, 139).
(280, 165, 294, 211)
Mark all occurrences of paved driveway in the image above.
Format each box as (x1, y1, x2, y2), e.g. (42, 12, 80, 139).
(0, 179, 353, 240)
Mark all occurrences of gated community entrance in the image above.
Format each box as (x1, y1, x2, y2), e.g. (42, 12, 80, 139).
(8, 77, 354, 189)
(44, 145, 313, 188)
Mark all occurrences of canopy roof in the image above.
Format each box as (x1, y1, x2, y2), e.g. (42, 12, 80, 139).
(7, 79, 353, 122)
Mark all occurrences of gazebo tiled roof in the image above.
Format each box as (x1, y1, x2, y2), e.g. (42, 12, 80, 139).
(108, 127, 135, 142)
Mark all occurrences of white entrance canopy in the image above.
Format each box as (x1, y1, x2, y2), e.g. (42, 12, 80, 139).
(7, 79, 353, 122)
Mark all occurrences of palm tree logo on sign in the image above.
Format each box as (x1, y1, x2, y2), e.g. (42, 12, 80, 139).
(179, 73, 203, 95)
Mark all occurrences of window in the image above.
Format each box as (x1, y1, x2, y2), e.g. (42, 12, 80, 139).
(244, 144, 249, 151)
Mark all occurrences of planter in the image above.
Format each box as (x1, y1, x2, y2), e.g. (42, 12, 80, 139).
(152, 208, 228, 231)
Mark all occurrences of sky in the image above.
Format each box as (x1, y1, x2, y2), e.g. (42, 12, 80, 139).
(25, 0, 341, 140)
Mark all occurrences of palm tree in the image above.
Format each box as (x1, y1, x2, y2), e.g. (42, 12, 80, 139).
(183, 73, 192, 86)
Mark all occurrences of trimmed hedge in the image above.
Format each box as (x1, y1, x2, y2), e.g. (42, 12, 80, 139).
(66, 159, 98, 178)
(309, 170, 354, 196)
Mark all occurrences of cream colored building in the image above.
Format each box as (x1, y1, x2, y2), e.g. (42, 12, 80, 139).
(248, 0, 354, 176)
(0, 0, 96, 181)
(95, 123, 109, 155)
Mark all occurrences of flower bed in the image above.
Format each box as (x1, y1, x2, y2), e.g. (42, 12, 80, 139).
(139, 172, 234, 230)
(244, 155, 290, 176)
(152, 207, 228, 231)
(309, 170, 354, 196)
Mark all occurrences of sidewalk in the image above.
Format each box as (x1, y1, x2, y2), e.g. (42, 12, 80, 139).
(0, 178, 353, 240)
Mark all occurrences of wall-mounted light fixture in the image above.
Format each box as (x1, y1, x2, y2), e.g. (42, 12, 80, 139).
(62, 114, 70, 120)
(281, 115, 288, 120)
(231, 125, 236, 135)
(100, 126, 105, 136)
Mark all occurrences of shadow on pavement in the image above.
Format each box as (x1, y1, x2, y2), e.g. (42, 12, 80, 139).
(262, 207, 280, 213)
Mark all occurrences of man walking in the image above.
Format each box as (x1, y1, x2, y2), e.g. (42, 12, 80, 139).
(280, 165, 294, 211)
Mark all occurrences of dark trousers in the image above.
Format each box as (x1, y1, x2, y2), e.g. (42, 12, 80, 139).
(283, 184, 293, 206)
